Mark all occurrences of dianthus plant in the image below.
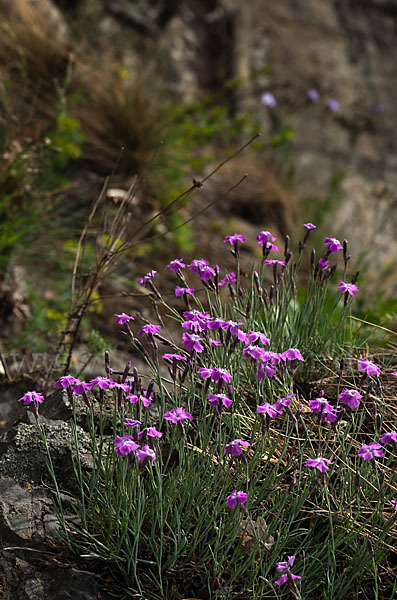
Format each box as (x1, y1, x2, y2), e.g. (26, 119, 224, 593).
(23, 225, 396, 600)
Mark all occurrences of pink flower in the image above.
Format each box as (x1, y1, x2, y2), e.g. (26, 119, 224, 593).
(114, 313, 134, 324)
(175, 286, 194, 297)
(379, 431, 397, 445)
(166, 258, 186, 272)
(358, 442, 384, 461)
(139, 270, 157, 286)
(224, 233, 245, 245)
(324, 237, 343, 253)
(113, 435, 140, 457)
(136, 444, 156, 465)
(304, 222, 316, 230)
(339, 388, 362, 409)
(55, 375, 80, 389)
(224, 438, 250, 457)
(182, 332, 204, 352)
(263, 259, 286, 266)
(226, 490, 248, 508)
(138, 324, 161, 337)
(208, 393, 232, 408)
(338, 281, 359, 296)
(306, 457, 333, 473)
(17, 391, 44, 405)
(164, 408, 193, 424)
(358, 358, 380, 377)
(318, 258, 329, 270)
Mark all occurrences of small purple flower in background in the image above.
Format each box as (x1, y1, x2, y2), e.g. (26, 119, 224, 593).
(257, 401, 281, 418)
(90, 376, 113, 390)
(211, 368, 232, 383)
(256, 230, 278, 248)
(18, 391, 44, 406)
(209, 338, 222, 346)
(306, 457, 333, 473)
(324, 237, 343, 253)
(318, 258, 329, 270)
(138, 427, 162, 439)
(136, 444, 156, 465)
(261, 92, 277, 108)
(379, 431, 397, 445)
(114, 313, 135, 324)
(338, 281, 359, 296)
(126, 392, 153, 407)
(327, 99, 339, 111)
(139, 270, 157, 287)
(392, 372, 397, 376)
(55, 375, 80, 389)
(208, 393, 232, 408)
(308, 89, 320, 103)
(138, 323, 161, 337)
(304, 222, 316, 230)
(224, 438, 250, 457)
(113, 435, 140, 457)
(274, 555, 301, 587)
(282, 348, 305, 362)
(124, 418, 142, 427)
(164, 407, 193, 424)
(175, 286, 195, 297)
(182, 332, 204, 353)
(274, 393, 295, 412)
(188, 259, 208, 274)
(198, 264, 216, 281)
(358, 442, 384, 461)
(276, 555, 296, 573)
(166, 258, 186, 272)
(358, 358, 380, 377)
(219, 272, 237, 286)
(224, 233, 245, 245)
(162, 353, 187, 362)
(73, 381, 92, 394)
(246, 331, 270, 346)
(263, 259, 286, 266)
(339, 388, 362, 409)
(226, 490, 248, 508)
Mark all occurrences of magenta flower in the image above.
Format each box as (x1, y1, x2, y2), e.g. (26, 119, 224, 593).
(164, 407, 193, 424)
(188, 259, 209, 273)
(211, 368, 232, 383)
(224, 438, 250, 457)
(182, 332, 204, 352)
(263, 259, 286, 266)
(73, 381, 92, 394)
(198, 264, 216, 281)
(274, 555, 301, 586)
(162, 353, 187, 362)
(126, 391, 153, 407)
(257, 402, 281, 418)
(324, 237, 343, 253)
(114, 313, 135, 324)
(166, 258, 186, 272)
(306, 457, 333, 473)
(275, 573, 301, 586)
(138, 427, 162, 439)
(308, 89, 320, 103)
(90, 376, 113, 390)
(282, 348, 304, 362)
(339, 388, 362, 409)
(224, 233, 245, 245)
(358, 358, 380, 377)
(304, 222, 316, 230)
(358, 443, 384, 461)
(175, 286, 194, 297)
(318, 258, 329, 269)
(18, 391, 44, 406)
(208, 393, 232, 408)
(226, 490, 248, 508)
(113, 435, 140, 457)
(139, 323, 161, 337)
(256, 231, 279, 251)
(276, 556, 296, 572)
(261, 92, 277, 108)
(136, 444, 156, 465)
(338, 281, 359, 296)
(55, 375, 80, 389)
(379, 431, 397, 445)
(274, 393, 295, 412)
(124, 418, 142, 427)
(246, 330, 270, 346)
(218, 272, 237, 286)
(139, 270, 157, 287)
